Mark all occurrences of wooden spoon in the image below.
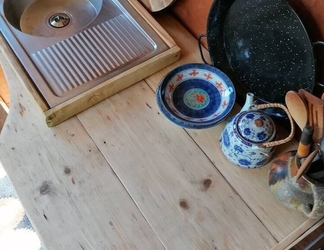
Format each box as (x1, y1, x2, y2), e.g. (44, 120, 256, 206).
(285, 91, 308, 130)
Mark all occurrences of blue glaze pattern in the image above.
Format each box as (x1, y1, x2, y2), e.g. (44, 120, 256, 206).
(156, 63, 236, 129)
(238, 159, 251, 167)
(237, 111, 275, 143)
(219, 109, 277, 168)
(222, 129, 231, 147)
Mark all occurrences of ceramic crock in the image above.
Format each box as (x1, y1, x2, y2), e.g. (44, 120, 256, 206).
(269, 151, 324, 219)
(219, 96, 295, 168)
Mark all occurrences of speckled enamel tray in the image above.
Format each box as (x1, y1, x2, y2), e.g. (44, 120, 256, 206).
(206, 0, 315, 106)
(156, 63, 236, 129)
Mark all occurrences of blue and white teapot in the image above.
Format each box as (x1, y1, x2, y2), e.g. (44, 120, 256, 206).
(219, 93, 295, 168)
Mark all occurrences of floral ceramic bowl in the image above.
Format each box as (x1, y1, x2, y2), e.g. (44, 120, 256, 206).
(156, 63, 236, 129)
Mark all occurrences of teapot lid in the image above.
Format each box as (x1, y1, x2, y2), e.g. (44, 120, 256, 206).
(236, 111, 276, 144)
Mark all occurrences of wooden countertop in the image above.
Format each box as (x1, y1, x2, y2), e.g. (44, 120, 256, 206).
(0, 11, 320, 250)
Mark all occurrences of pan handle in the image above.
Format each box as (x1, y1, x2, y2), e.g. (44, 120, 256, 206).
(198, 34, 212, 65)
(313, 41, 324, 46)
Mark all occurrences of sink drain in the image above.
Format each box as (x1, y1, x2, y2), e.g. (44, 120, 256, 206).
(49, 13, 70, 28)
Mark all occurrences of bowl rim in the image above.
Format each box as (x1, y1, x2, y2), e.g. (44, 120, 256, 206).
(156, 63, 236, 128)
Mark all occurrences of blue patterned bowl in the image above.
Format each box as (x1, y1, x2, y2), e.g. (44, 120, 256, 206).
(156, 63, 236, 129)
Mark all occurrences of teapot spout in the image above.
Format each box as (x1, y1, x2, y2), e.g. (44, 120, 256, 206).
(240, 92, 255, 112)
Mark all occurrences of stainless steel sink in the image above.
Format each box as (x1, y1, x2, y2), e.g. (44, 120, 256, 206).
(0, 0, 169, 107)
(4, 0, 103, 37)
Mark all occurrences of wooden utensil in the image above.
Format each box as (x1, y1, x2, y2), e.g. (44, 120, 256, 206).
(138, 0, 175, 12)
(298, 89, 324, 142)
(296, 149, 319, 181)
(285, 90, 308, 130)
(296, 125, 313, 159)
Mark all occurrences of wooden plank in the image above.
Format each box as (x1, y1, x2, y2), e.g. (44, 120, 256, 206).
(78, 80, 277, 250)
(289, 218, 324, 249)
(143, 13, 308, 242)
(177, 117, 307, 242)
(44, 46, 180, 127)
(271, 219, 320, 250)
(0, 45, 166, 250)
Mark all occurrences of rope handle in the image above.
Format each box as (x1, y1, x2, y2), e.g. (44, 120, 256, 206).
(256, 103, 295, 147)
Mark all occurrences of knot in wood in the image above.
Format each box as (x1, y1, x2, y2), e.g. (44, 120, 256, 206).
(203, 179, 212, 189)
(39, 181, 51, 195)
(179, 199, 189, 210)
(64, 167, 71, 175)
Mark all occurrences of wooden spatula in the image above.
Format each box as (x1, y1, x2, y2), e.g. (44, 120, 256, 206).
(298, 89, 324, 142)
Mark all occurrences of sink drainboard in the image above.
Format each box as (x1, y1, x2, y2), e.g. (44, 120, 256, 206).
(32, 15, 155, 97)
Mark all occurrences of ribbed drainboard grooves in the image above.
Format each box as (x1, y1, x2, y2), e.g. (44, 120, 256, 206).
(32, 15, 156, 96)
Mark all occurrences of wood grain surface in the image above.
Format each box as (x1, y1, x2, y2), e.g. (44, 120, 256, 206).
(146, 14, 310, 243)
(0, 9, 316, 250)
(0, 47, 167, 250)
